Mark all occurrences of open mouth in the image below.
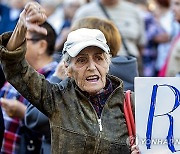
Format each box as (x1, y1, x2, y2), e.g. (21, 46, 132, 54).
(86, 75, 99, 82)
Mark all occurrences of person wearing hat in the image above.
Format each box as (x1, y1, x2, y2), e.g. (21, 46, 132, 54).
(0, 2, 139, 154)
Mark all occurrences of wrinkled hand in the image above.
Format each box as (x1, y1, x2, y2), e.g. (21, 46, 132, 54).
(1, 98, 26, 119)
(131, 145, 140, 154)
(20, 1, 47, 35)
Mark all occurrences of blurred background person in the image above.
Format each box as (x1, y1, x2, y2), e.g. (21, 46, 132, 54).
(162, 0, 180, 77)
(0, 21, 57, 154)
(152, 0, 180, 75)
(132, 0, 172, 77)
(38, 0, 64, 35)
(0, 0, 35, 106)
(24, 21, 58, 154)
(73, 0, 146, 76)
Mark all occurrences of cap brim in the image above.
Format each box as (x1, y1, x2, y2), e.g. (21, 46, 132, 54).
(67, 40, 110, 57)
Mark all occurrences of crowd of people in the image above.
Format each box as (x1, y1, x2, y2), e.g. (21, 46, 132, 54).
(0, 0, 179, 153)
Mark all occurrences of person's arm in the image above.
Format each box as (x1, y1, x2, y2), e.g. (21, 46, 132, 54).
(0, 2, 59, 118)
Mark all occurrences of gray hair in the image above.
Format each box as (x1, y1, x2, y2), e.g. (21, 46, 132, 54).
(105, 52, 112, 65)
(62, 52, 72, 66)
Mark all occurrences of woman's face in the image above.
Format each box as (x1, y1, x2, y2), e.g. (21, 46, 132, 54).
(67, 46, 110, 94)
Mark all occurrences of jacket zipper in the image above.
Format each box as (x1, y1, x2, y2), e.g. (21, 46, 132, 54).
(93, 121, 102, 154)
(92, 108, 102, 154)
(75, 82, 122, 153)
(98, 119, 102, 132)
(93, 88, 120, 154)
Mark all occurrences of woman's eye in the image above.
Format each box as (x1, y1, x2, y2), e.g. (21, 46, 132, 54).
(96, 56, 103, 61)
(76, 58, 86, 64)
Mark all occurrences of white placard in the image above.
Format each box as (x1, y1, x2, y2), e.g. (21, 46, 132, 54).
(135, 77, 180, 154)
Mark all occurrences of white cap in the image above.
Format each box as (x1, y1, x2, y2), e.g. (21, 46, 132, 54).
(62, 28, 110, 57)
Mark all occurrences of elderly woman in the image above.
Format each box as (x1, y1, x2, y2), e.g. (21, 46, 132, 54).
(0, 2, 139, 154)
(52, 17, 138, 91)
